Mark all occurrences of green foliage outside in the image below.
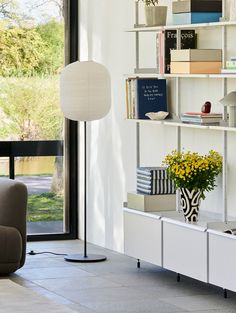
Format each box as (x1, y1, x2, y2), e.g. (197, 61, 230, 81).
(0, 1, 65, 224)
(0, 76, 63, 140)
(0, 23, 45, 77)
(27, 192, 63, 222)
(0, 20, 64, 77)
(36, 20, 64, 76)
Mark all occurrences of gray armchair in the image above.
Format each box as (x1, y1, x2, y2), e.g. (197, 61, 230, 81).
(0, 179, 27, 275)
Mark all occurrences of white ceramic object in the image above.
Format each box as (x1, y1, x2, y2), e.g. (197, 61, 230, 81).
(145, 111, 169, 120)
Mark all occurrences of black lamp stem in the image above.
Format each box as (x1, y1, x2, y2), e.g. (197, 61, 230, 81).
(64, 120, 106, 263)
(84, 121, 87, 258)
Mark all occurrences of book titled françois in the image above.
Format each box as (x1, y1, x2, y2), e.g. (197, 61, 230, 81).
(164, 29, 196, 73)
(136, 78, 167, 119)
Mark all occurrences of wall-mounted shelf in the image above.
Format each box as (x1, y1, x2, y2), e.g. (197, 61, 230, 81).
(125, 73, 236, 79)
(126, 20, 236, 33)
(126, 118, 236, 132)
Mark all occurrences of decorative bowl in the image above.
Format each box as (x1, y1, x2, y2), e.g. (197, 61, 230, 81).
(145, 111, 169, 120)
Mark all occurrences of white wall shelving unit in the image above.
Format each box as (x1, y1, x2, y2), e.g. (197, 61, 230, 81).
(123, 1, 236, 296)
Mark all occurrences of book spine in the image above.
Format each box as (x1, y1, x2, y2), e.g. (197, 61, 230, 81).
(173, 12, 222, 25)
(226, 61, 236, 68)
(125, 79, 129, 119)
(137, 180, 176, 194)
(131, 79, 136, 119)
(159, 31, 164, 74)
(137, 170, 169, 179)
(173, 0, 222, 13)
(221, 69, 236, 73)
(156, 33, 160, 74)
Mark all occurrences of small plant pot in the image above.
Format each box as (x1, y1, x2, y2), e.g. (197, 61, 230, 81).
(145, 6, 167, 26)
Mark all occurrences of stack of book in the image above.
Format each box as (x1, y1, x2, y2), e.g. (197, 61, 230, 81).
(125, 78, 167, 119)
(136, 167, 176, 195)
(170, 49, 222, 74)
(181, 112, 223, 124)
(157, 29, 196, 74)
(221, 57, 236, 74)
(172, 0, 222, 25)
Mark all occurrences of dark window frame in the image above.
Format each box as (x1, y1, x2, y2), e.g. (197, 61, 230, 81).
(27, 0, 79, 241)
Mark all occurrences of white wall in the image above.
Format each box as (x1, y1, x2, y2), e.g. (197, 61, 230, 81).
(79, 0, 236, 253)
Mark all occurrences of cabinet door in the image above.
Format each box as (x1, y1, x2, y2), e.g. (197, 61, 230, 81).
(163, 221, 207, 282)
(124, 211, 162, 266)
(209, 232, 236, 292)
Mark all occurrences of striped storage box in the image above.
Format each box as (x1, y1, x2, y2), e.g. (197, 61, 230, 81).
(136, 167, 176, 195)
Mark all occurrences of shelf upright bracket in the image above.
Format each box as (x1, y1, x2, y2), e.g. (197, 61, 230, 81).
(175, 76, 181, 212)
(176, 30, 181, 151)
(136, 122, 140, 168)
(223, 130, 227, 223)
(135, 1, 140, 72)
(175, 28, 181, 212)
(222, 25, 228, 223)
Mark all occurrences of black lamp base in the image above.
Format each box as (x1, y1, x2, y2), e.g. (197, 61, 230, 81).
(64, 254, 107, 263)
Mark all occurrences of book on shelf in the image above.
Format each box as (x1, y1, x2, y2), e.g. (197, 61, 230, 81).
(162, 29, 196, 74)
(226, 61, 236, 69)
(137, 167, 169, 179)
(125, 78, 167, 119)
(172, 0, 222, 14)
(171, 49, 222, 62)
(180, 115, 222, 125)
(221, 68, 236, 74)
(127, 192, 176, 212)
(183, 112, 222, 117)
(137, 180, 176, 195)
(136, 167, 175, 195)
(171, 61, 222, 74)
(173, 12, 222, 25)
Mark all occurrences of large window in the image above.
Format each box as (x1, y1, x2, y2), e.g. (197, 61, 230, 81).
(0, 0, 78, 239)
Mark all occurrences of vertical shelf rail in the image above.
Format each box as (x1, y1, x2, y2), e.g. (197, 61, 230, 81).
(175, 29, 182, 212)
(136, 122, 141, 168)
(222, 25, 228, 223)
(135, 1, 140, 72)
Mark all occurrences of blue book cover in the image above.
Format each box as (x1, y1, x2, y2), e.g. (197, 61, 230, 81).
(136, 79, 167, 119)
(173, 12, 222, 25)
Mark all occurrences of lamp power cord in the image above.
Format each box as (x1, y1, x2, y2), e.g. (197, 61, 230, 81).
(27, 250, 67, 256)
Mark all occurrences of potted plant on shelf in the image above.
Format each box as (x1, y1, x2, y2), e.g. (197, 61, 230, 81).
(138, 0, 167, 26)
(163, 150, 223, 222)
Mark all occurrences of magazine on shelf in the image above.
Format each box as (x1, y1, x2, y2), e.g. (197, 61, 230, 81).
(183, 112, 222, 117)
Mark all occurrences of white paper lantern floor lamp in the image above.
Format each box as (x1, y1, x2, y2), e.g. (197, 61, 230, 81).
(60, 61, 111, 262)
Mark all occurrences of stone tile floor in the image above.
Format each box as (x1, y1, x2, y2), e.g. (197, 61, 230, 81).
(8, 240, 236, 313)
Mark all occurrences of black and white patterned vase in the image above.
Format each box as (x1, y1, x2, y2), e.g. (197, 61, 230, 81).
(179, 188, 201, 222)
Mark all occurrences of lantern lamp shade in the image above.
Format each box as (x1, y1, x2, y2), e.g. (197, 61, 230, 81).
(60, 61, 111, 121)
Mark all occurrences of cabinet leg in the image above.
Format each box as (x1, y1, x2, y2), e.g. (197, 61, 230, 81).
(137, 259, 140, 268)
(223, 289, 228, 299)
(177, 273, 180, 282)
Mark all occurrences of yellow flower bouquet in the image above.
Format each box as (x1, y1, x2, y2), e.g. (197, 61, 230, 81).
(163, 150, 223, 200)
